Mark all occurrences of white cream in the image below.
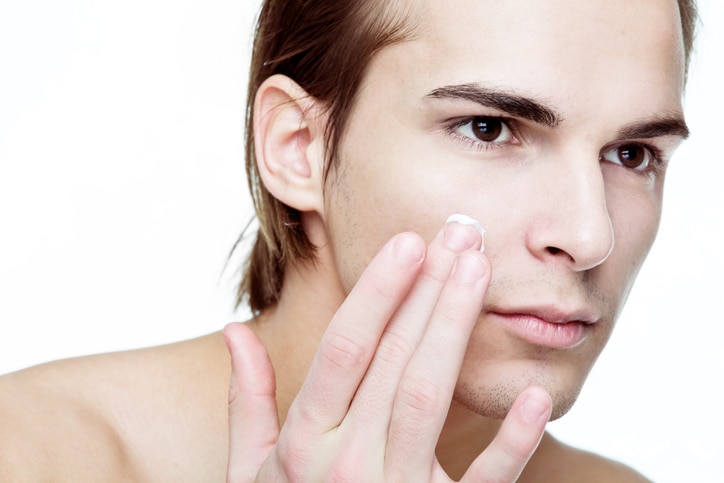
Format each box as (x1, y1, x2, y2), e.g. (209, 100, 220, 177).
(446, 213, 486, 252)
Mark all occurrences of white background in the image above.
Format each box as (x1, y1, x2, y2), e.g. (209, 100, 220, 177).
(0, 1, 721, 481)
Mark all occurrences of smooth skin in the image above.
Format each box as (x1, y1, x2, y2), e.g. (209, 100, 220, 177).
(227, 0, 686, 479)
(0, 0, 686, 481)
(226, 225, 552, 481)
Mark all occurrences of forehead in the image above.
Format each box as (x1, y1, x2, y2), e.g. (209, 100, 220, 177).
(362, 0, 685, 123)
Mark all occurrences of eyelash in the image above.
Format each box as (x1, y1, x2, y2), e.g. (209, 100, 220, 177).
(444, 116, 521, 152)
(444, 115, 667, 175)
(599, 142, 666, 175)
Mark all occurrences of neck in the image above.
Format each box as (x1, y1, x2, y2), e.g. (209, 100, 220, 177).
(436, 401, 504, 479)
(249, 224, 347, 425)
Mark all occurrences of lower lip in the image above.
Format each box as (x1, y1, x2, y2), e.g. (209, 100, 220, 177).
(490, 313, 589, 349)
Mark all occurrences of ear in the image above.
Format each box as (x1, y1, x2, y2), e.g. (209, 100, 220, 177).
(253, 74, 326, 214)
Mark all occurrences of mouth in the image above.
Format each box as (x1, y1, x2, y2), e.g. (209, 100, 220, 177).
(487, 306, 598, 349)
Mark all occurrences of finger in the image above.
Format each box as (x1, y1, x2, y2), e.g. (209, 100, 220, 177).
(223, 322, 280, 482)
(385, 250, 491, 478)
(462, 386, 552, 483)
(286, 232, 426, 433)
(346, 221, 482, 430)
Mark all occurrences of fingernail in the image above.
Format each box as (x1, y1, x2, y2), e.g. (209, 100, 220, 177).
(393, 234, 425, 266)
(445, 214, 486, 252)
(520, 393, 549, 423)
(452, 252, 486, 284)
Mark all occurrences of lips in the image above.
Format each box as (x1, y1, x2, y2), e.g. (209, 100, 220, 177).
(487, 306, 598, 349)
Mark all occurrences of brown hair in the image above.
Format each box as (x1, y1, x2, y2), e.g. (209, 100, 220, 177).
(679, 0, 698, 77)
(236, 0, 698, 313)
(236, 0, 416, 312)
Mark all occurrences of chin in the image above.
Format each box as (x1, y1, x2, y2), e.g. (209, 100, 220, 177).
(453, 376, 583, 422)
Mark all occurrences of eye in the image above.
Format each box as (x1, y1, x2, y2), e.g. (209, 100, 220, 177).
(601, 143, 658, 171)
(458, 116, 514, 144)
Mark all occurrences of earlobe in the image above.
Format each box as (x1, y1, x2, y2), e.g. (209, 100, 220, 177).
(253, 74, 326, 214)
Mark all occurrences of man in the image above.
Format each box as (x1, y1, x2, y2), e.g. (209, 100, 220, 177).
(0, 0, 696, 481)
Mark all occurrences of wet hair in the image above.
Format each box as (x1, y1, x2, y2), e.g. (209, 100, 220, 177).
(235, 0, 698, 313)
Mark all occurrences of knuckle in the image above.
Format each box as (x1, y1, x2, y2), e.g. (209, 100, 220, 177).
(227, 381, 240, 405)
(397, 374, 442, 414)
(325, 460, 360, 483)
(358, 274, 402, 305)
(418, 247, 458, 285)
(436, 300, 474, 329)
(368, 277, 397, 301)
(319, 330, 368, 372)
(275, 438, 312, 481)
(375, 327, 416, 365)
(286, 402, 318, 431)
(420, 262, 449, 286)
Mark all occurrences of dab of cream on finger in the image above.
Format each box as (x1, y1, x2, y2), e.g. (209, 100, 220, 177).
(446, 213, 486, 253)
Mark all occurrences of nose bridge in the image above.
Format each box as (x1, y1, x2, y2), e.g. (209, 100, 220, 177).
(532, 150, 614, 271)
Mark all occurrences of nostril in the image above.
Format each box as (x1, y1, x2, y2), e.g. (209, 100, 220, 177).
(546, 247, 562, 255)
(545, 246, 577, 264)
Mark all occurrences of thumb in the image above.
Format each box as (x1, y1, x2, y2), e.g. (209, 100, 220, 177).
(223, 322, 280, 482)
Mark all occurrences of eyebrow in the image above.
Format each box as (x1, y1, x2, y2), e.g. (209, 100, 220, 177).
(426, 83, 690, 141)
(425, 83, 563, 127)
(616, 117, 690, 141)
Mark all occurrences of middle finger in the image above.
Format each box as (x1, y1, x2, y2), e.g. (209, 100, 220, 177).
(344, 217, 484, 435)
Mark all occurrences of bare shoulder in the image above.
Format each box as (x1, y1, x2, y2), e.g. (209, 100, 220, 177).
(521, 432, 652, 482)
(0, 332, 231, 482)
(0, 359, 137, 481)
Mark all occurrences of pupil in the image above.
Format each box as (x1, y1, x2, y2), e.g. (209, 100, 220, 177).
(618, 145, 644, 168)
(472, 117, 502, 142)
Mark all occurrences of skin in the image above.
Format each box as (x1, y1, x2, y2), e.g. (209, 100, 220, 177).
(0, 0, 687, 481)
(323, 0, 686, 421)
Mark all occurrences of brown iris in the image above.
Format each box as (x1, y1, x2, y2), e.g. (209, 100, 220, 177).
(617, 144, 648, 170)
(471, 117, 504, 142)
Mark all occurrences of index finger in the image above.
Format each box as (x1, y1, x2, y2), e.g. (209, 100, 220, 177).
(463, 386, 552, 483)
(287, 232, 426, 433)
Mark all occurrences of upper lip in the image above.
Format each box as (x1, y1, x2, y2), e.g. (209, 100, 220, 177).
(487, 305, 599, 325)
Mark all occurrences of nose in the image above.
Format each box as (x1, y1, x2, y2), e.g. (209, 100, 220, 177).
(527, 154, 615, 272)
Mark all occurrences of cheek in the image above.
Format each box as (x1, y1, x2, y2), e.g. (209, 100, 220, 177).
(605, 179, 664, 295)
(324, 160, 450, 293)
(322, 107, 446, 291)
(324, 134, 495, 293)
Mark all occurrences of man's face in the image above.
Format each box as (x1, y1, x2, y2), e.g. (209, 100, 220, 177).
(322, 0, 687, 419)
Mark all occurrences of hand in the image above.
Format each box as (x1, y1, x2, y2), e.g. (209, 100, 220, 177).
(224, 221, 552, 482)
